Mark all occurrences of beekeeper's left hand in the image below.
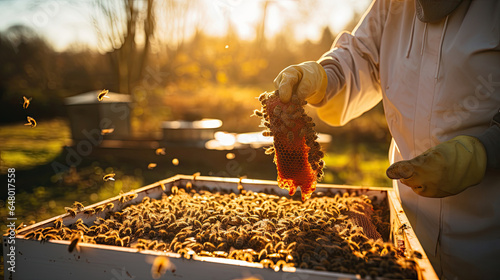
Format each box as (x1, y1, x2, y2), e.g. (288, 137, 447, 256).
(386, 135, 487, 198)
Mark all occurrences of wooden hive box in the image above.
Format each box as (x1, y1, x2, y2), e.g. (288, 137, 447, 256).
(3, 175, 438, 280)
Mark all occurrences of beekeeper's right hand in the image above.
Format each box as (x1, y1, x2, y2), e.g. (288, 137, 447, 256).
(273, 61, 327, 104)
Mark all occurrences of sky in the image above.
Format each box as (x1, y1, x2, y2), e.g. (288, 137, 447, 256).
(0, 0, 371, 52)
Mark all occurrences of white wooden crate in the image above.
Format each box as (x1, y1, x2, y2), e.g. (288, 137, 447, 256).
(3, 175, 438, 280)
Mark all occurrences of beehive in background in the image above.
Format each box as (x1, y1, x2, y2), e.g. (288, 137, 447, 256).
(64, 90, 131, 141)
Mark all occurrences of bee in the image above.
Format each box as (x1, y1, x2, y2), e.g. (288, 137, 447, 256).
(264, 146, 275, 155)
(398, 223, 409, 234)
(54, 217, 64, 229)
(260, 259, 274, 268)
(24, 231, 36, 239)
(105, 202, 114, 211)
(178, 248, 195, 259)
(172, 158, 179, 166)
(24, 116, 36, 128)
(411, 251, 423, 259)
(103, 173, 116, 181)
(273, 105, 282, 116)
(160, 182, 166, 191)
(105, 235, 118, 245)
(199, 250, 213, 257)
(65, 207, 77, 218)
(68, 232, 83, 253)
(258, 249, 268, 261)
(212, 251, 228, 258)
(154, 242, 167, 251)
(252, 109, 264, 117)
(83, 208, 96, 216)
(155, 147, 166, 155)
(100, 128, 114, 135)
(203, 242, 216, 251)
(148, 240, 158, 250)
(170, 186, 178, 195)
(273, 260, 290, 272)
(216, 242, 228, 251)
(186, 181, 193, 190)
(97, 89, 110, 101)
(147, 163, 157, 169)
(22, 96, 32, 109)
(262, 131, 272, 137)
(286, 131, 294, 143)
(192, 172, 201, 180)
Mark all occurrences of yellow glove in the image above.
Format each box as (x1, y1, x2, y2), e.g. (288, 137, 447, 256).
(273, 61, 327, 104)
(386, 135, 487, 198)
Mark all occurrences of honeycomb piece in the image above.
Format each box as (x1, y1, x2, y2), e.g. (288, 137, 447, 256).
(257, 91, 324, 201)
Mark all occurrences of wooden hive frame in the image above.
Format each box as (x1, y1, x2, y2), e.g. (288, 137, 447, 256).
(3, 175, 438, 280)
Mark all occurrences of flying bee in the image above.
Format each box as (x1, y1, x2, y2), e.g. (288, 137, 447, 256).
(172, 158, 179, 166)
(264, 147, 275, 155)
(22, 96, 32, 109)
(155, 147, 166, 155)
(100, 128, 114, 135)
(103, 173, 116, 181)
(97, 89, 110, 101)
(147, 163, 157, 169)
(24, 116, 36, 128)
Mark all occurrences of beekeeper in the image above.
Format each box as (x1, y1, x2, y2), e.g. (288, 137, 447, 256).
(273, 0, 500, 279)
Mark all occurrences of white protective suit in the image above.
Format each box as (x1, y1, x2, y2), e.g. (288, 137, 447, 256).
(317, 0, 500, 279)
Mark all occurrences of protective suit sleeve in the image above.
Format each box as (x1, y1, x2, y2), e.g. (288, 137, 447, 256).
(315, 0, 390, 126)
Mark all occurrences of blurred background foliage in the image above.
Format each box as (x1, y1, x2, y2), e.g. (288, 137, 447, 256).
(0, 0, 392, 251)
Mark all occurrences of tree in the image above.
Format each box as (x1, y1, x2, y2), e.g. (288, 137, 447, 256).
(92, 0, 155, 94)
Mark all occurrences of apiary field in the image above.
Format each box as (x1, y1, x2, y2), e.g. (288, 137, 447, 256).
(4, 175, 437, 280)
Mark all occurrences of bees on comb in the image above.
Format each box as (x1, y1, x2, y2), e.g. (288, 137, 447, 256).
(256, 90, 325, 201)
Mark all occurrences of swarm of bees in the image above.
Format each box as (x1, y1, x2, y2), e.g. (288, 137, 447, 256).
(22, 185, 417, 279)
(256, 91, 325, 201)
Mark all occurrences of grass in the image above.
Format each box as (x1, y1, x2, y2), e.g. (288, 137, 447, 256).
(0, 118, 72, 172)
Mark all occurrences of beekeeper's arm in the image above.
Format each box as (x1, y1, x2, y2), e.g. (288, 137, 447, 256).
(274, 0, 389, 126)
(387, 117, 500, 198)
